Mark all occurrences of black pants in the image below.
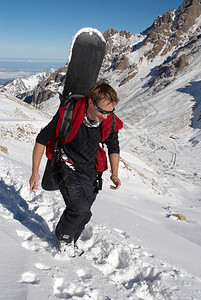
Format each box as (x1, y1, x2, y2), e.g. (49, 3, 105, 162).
(55, 161, 98, 243)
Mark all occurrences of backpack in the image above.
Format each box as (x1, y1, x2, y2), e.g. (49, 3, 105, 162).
(41, 94, 116, 191)
(41, 91, 119, 191)
(41, 94, 84, 191)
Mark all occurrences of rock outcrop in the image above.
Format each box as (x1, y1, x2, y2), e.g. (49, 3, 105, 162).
(2, 0, 201, 104)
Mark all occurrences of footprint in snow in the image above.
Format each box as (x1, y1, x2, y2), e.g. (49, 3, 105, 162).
(16, 230, 40, 252)
(113, 228, 129, 238)
(95, 246, 129, 276)
(16, 230, 33, 240)
(53, 278, 85, 298)
(53, 277, 110, 300)
(35, 262, 51, 271)
(16, 229, 52, 252)
(76, 269, 92, 280)
(20, 272, 39, 284)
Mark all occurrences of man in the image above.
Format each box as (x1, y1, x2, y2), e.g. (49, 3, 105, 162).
(29, 82, 123, 256)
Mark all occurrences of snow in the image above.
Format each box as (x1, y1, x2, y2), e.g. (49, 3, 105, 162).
(0, 69, 56, 96)
(39, 93, 60, 116)
(1, 18, 201, 298)
(0, 68, 201, 300)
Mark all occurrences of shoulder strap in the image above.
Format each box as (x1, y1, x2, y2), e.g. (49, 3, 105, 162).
(106, 112, 116, 140)
(59, 93, 85, 141)
(59, 93, 84, 107)
(101, 112, 116, 146)
(53, 94, 84, 152)
(110, 112, 116, 135)
(59, 100, 74, 142)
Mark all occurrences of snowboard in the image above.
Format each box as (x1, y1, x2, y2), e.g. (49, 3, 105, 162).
(62, 27, 106, 101)
(42, 28, 106, 191)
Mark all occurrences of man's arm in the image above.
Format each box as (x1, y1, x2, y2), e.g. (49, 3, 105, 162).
(29, 142, 46, 192)
(109, 153, 121, 190)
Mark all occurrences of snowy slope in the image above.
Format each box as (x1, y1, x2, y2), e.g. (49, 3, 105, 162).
(1, 82, 201, 300)
(1, 2, 201, 298)
(0, 69, 56, 97)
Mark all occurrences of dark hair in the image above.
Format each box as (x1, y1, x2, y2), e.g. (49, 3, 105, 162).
(88, 82, 119, 104)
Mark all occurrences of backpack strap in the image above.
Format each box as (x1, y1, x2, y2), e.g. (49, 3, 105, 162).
(53, 94, 84, 154)
(101, 112, 116, 150)
(59, 100, 74, 142)
(110, 112, 116, 136)
(59, 93, 84, 107)
(59, 94, 85, 139)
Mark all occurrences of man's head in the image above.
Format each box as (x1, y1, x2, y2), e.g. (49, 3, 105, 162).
(87, 82, 119, 123)
(88, 82, 119, 105)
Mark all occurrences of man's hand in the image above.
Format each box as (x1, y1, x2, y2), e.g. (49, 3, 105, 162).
(29, 142, 45, 192)
(110, 175, 121, 190)
(29, 173, 40, 192)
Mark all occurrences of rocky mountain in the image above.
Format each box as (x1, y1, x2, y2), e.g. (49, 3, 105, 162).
(1, 69, 57, 102)
(1, 0, 201, 115)
(21, 66, 67, 106)
(101, 0, 201, 90)
(1, 2, 201, 296)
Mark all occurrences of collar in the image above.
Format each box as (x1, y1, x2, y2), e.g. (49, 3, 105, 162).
(83, 109, 101, 128)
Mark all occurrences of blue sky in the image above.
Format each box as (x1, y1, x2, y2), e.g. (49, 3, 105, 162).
(1, 0, 183, 60)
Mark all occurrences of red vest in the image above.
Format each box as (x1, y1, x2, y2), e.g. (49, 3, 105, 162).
(46, 96, 123, 172)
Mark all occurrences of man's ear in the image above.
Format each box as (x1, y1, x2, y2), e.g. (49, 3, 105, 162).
(88, 97, 93, 107)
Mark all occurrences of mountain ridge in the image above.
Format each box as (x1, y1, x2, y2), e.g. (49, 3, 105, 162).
(1, 0, 201, 127)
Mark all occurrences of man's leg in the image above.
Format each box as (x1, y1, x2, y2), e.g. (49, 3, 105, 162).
(73, 211, 92, 243)
(55, 168, 97, 243)
(55, 185, 91, 241)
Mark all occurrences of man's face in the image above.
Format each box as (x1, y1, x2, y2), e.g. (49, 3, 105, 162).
(87, 98, 116, 123)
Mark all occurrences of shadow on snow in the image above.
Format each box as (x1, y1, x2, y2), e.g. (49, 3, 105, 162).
(177, 80, 201, 146)
(0, 179, 56, 246)
(177, 80, 201, 130)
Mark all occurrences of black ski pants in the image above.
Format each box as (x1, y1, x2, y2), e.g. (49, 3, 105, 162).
(55, 161, 98, 243)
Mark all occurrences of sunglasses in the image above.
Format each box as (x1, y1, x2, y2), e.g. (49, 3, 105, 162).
(91, 98, 115, 114)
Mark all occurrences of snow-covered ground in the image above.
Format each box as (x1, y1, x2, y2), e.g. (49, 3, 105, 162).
(1, 77, 201, 300)
(0, 68, 57, 96)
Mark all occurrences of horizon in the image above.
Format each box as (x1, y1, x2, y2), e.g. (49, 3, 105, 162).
(2, 0, 183, 60)
(0, 57, 66, 62)
(0, 58, 67, 83)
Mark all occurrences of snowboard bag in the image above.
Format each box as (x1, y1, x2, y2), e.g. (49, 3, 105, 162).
(41, 156, 59, 191)
(41, 27, 106, 191)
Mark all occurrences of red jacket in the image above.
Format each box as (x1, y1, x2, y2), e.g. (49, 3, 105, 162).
(46, 96, 123, 172)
